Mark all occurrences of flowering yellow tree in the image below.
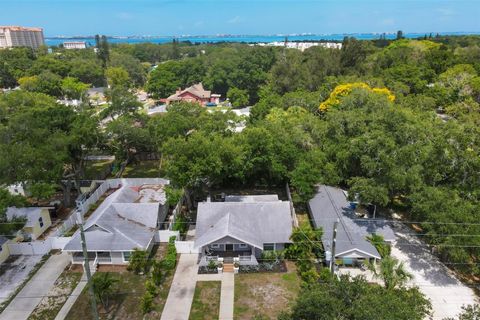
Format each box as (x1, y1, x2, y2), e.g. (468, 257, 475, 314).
(319, 82, 395, 112)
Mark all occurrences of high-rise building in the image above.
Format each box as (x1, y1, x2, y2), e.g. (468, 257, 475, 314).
(0, 26, 45, 49)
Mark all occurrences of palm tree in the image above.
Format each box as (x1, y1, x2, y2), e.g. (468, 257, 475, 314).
(366, 234, 391, 258)
(92, 272, 118, 309)
(367, 256, 413, 290)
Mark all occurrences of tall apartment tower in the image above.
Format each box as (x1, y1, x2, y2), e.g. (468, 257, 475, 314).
(0, 26, 45, 49)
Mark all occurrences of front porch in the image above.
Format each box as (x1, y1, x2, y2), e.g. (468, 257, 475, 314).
(71, 251, 119, 264)
(199, 253, 258, 266)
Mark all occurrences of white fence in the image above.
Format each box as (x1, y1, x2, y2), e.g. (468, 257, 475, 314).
(156, 230, 180, 243)
(175, 241, 200, 254)
(7, 236, 73, 255)
(53, 213, 78, 237)
(8, 240, 52, 255)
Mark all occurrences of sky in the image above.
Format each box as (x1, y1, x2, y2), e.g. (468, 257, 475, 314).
(0, 0, 479, 37)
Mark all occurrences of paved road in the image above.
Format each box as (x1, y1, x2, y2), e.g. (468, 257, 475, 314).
(0, 252, 70, 320)
(392, 226, 477, 319)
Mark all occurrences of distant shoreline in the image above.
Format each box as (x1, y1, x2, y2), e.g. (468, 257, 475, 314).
(44, 31, 480, 46)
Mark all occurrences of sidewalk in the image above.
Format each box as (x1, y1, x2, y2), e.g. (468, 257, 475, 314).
(0, 252, 70, 320)
(54, 261, 97, 320)
(161, 254, 199, 320)
(162, 254, 235, 320)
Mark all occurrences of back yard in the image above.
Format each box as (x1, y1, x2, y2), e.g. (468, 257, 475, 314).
(122, 160, 161, 178)
(234, 261, 301, 320)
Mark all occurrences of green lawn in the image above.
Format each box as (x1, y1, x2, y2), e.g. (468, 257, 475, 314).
(234, 262, 301, 320)
(189, 281, 221, 320)
(28, 270, 82, 320)
(84, 160, 113, 180)
(122, 160, 160, 178)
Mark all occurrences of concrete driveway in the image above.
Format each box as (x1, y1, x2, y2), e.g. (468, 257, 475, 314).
(0, 255, 43, 305)
(391, 225, 477, 319)
(0, 252, 70, 320)
(161, 254, 199, 320)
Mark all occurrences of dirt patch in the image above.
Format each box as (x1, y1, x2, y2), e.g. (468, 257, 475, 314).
(234, 261, 301, 320)
(189, 281, 221, 320)
(97, 265, 128, 272)
(28, 269, 82, 320)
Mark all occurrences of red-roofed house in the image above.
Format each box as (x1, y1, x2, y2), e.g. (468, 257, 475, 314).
(164, 83, 221, 106)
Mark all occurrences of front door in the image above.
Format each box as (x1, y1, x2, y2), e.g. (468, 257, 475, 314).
(225, 244, 233, 251)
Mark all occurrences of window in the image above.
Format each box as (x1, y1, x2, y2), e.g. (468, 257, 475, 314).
(122, 251, 131, 262)
(38, 217, 44, 228)
(263, 243, 275, 251)
(210, 244, 220, 249)
(238, 243, 248, 249)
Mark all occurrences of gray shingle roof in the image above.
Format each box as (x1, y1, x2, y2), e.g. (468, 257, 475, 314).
(308, 185, 395, 259)
(64, 181, 168, 252)
(195, 197, 293, 249)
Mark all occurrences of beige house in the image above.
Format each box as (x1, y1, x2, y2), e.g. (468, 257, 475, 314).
(6, 207, 52, 240)
(0, 236, 10, 264)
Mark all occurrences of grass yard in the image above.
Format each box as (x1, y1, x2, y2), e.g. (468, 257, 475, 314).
(189, 281, 221, 320)
(122, 160, 160, 178)
(84, 160, 113, 180)
(234, 261, 301, 320)
(28, 269, 82, 320)
(296, 212, 311, 228)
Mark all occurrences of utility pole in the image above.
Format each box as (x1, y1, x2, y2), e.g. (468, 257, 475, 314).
(78, 211, 99, 320)
(329, 219, 339, 275)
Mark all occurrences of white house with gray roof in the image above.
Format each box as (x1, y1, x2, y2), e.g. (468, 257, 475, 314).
(194, 195, 294, 266)
(308, 185, 396, 266)
(63, 179, 169, 265)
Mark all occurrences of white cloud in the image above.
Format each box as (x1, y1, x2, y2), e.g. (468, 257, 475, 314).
(227, 16, 242, 24)
(194, 21, 204, 27)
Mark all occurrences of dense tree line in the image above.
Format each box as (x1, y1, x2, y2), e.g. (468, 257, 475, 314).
(1, 36, 480, 318)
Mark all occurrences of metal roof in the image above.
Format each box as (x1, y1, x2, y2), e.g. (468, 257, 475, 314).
(64, 180, 168, 252)
(308, 185, 397, 259)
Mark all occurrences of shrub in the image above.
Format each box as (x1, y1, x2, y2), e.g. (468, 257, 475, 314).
(207, 259, 217, 270)
(161, 237, 177, 270)
(140, 291, 154, 314)
(172, 215, 189, 235)
(127, 249, 148, 274)
(145, 279, 157, 296)
(165, 186, 183, 207)
(151, 260, 164, 286)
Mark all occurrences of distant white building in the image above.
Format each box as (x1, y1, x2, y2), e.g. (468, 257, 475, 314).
(254, 41, 342, 51)
(63, 41, 87, 49)
(0, 26, 44, 49)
